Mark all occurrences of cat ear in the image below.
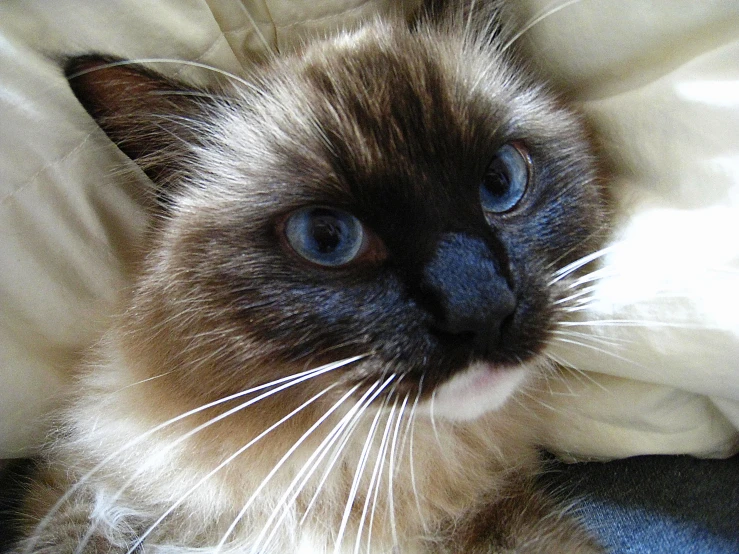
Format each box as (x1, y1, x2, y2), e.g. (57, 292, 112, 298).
(65, 55, 210, 190)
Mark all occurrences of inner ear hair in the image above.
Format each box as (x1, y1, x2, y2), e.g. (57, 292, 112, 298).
(64, 55, 213, 190)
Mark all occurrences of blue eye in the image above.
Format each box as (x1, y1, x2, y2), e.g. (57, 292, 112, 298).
(284, 207, 365, 267)
(479, 143, 530, 213)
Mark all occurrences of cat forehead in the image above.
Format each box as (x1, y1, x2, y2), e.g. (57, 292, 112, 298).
(195, 22, 571, 212)
(292, 24, 527, 157)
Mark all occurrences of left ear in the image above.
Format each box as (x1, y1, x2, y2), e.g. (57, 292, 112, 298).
(65, 55, 213, 190)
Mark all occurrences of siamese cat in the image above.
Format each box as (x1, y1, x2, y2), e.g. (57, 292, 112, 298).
(12, 1, 608, 552)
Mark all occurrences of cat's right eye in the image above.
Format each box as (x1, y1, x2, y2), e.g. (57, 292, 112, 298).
(283, 207, 367, 267)
(479, 142, 531, 214)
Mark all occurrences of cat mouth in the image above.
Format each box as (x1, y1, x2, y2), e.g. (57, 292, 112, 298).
(420, 362, 530, 421)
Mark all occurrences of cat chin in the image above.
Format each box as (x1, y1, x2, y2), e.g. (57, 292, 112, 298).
(422, 362, 530, 422)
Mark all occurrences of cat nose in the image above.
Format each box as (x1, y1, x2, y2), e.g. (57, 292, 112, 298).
(421, 233, 516, 355)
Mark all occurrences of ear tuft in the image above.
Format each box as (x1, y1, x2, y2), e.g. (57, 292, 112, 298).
(64, 55, 199, 167)
(65, 56, 168, 132)
(64, 55, 210, 188)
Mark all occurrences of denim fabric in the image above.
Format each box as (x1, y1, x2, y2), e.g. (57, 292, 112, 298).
(545, 455, 739, 554)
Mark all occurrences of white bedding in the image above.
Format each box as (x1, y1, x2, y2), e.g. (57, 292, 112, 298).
(1, 0, 737, 461)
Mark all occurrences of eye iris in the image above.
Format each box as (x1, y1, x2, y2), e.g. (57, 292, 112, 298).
(285, 207, 364, 266)
(480, 143, 529, 213)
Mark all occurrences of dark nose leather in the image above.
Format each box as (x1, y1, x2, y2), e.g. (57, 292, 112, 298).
(421, 233, 516, 355)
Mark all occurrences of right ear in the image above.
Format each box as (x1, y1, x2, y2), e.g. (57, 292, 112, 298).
(65, 55, 213, 191)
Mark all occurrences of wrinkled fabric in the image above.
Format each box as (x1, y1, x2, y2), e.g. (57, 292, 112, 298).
(0, 0, 737, 460)
(516, 0, 739, 460)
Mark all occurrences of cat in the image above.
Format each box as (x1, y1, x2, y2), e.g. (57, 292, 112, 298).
(11, 1, 609, 552)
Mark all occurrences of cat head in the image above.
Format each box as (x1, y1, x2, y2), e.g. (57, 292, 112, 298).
(65, 8, 606, 423)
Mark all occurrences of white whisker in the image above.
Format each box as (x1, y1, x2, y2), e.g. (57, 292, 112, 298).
(111, 370, 175, 393)
(387, 392, 410, 548)
(549, 336, 645, 370)
(66, 58, 257, 91)
(151, 90, 232, 102)
(215, 376, 386, 552)
(559, 319, 713, 330)
(408, 383, 429, 535)
(560, 299, 607, 313)
(550, 329, 627, 348)
(463, 0, 479, 46)
(503, 0, 587, 52)
(235, 2, 277, 56)
(563, 267, 616, 290)
(256, 378, 393, 548)
(360, 396, 399, 554)
(395, 378, 424, 476)
(514, 386, 563, 415)
(298, 378, 392, 526)
(253, 382, 370, 552)
(549, 244, 615, 285)
(124, 383, 339, 554)
(553, 284, 600, 306)
(334, 374, 397, 554)
(429, 389, 444, 451)
(543, 352, 613, 394)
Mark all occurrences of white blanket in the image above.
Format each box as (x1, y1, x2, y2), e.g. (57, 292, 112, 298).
(1, 0, 737, 460)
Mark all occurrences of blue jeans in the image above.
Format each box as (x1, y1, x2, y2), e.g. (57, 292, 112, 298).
(545, 454, 739, 554)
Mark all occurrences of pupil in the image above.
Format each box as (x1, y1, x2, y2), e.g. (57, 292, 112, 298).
(487, 164, 510, 197)
(312, 216, 343, 253)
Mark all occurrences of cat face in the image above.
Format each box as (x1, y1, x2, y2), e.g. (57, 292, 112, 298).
(66, 15, 605, 421)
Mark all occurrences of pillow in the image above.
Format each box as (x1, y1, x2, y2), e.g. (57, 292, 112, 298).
(517, 0, 739, 460)
(1, 0, 737, 460)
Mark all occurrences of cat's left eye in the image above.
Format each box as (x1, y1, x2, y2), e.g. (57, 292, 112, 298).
(479, 142, 531, 214)
(283, 207, 367, 267)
